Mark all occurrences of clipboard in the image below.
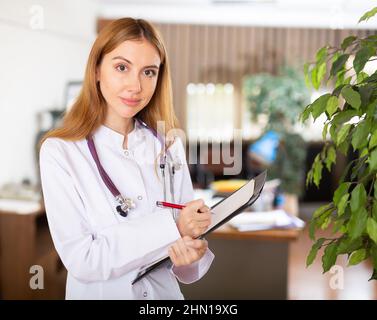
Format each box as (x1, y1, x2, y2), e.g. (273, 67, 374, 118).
(131, 170, 267, 285)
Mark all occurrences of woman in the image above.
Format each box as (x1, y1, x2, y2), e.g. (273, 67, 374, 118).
(39, 17, 214, 300)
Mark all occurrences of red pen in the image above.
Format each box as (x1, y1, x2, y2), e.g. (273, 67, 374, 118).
(156, 201, 186, 210)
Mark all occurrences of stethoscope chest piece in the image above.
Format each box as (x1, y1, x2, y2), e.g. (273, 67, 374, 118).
(115, 196, 136, 217)
(172, 157, 182, 172)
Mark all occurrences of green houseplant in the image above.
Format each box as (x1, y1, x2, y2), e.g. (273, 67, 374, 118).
(243, 67, 310, 199)
(301, 7, 377, 279)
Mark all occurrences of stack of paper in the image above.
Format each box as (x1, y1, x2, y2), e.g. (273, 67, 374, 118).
(228, 209, 305, 232)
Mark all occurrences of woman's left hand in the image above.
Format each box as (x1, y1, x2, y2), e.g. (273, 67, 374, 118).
(168, 236, 208, 267)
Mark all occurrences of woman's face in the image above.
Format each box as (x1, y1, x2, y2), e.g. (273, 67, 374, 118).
(97, 38, 161, 120)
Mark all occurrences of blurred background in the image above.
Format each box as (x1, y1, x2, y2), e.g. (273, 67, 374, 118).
(1, 0, 377, 300)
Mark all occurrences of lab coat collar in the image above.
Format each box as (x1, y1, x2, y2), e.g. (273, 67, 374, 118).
(93, 118, 146, 151)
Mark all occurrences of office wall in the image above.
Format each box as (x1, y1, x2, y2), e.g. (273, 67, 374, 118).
(0, 0, 98, 187)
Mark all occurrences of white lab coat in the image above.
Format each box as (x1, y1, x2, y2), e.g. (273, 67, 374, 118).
(39, 120, 214, 300)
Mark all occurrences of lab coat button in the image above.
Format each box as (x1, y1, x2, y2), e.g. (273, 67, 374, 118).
(143, 291, 147, 297)
(137, 195, 143, 200)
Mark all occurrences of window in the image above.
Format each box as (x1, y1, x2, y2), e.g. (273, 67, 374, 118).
(186, 83, 235, 142)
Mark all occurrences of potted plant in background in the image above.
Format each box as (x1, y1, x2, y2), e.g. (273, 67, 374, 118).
(243, 66, 310, 215)
(301, 7, 377, 279)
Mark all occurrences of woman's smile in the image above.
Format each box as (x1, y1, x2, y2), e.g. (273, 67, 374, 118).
(119, 96, 142, 106)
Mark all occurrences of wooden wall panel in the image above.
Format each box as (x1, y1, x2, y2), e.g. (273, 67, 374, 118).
(98, 19, 376, 131)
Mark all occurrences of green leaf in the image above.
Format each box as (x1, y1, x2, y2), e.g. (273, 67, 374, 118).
(330, 54, 349, 77)
(329, 124, 337, 142)
(359, 85, 374, 107)
(371, 244, 377, 269)
(367, 218, 377, 244)
(326, 96, 339, 117)
(317, 62, 327, 87)
(341, 36, 357, 51)
(350, 184, 367, 212)
(336, 124, 352, 146)
(365, 35, 377, 42)
(306, 238, 326, 267)
(332, 109, 359, 126)
(309, 218, 316, 240)
(359, 7, 377, 23)
(306, 168, 313, 187)
(322, 243, 338, 273)
(351, 156, 368, 181)
(316, 47, 328, 63)
(353, 46, 375, 74)
(351, 121, 370, 151)
(303, 63, 311, 88)
(357, 71, 369, 83)
(341, 86, 361, 109)
(366, 100, 377, 117)
(322, 122, 329, 140)
(344, 76, 352, 85)
(333, 182, 351, 206)
(348, 207, 368, 240)
(320, 215, 332, 230)
(373, 201, 377, 221)
(360, 147, 369, 158)
(312, 203, 333, 219)
(370, 129, 377, 149)
(332, 83, 346, 97)
(335, 73, 346, 90)
(338, 136, 351, 156)
(311, 65, 319, 90)
(311, 94, 331, 120)
(337, 193, 349, 217)
(348, 248, 368, 266)
(369, 149, 377, 171)
(337, 237, 363, 254)
(300, 105, 312, 122)
(325, 146, 336, 171)
(313, 159, 323, 187)
(363, 70, 377, 83)
(316, 208, 333, 230)
(332, 219, 345, 234)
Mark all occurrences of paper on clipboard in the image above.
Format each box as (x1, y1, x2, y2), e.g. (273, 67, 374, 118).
(207, 180, 254, 229)
(131, 170, 267, 285)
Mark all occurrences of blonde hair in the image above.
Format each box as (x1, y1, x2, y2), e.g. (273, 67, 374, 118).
(39, 18, 179, 148)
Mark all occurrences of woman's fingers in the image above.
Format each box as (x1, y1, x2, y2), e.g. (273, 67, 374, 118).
(170, 237, 209, 267)
(176, 238, 192, 265)
(193, 220, 210, 229)
(185, 199, 205, 211)
(198, 205, 210, 213)
(187, 239, 208, 250)
(185, 245, 200, 262)
(171, 238, 189, 266)
(194, 211, 211, 222)
(168, 246, 178, 266)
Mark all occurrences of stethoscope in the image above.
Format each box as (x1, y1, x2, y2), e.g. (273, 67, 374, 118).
(86, 118, 182, 218)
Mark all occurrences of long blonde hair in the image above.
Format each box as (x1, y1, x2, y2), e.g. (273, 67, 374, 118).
(39, 18, 179, 148)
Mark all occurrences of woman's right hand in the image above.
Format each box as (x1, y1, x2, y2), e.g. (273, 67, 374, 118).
(176, 199, 211, 238)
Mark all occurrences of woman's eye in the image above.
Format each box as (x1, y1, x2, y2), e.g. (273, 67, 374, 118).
(144, 69, 157, 78)
(116, 64, 127, 72)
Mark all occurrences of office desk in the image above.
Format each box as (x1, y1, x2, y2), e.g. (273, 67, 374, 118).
(0, 204, 65, 299)
(179, 224, 300, 300)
